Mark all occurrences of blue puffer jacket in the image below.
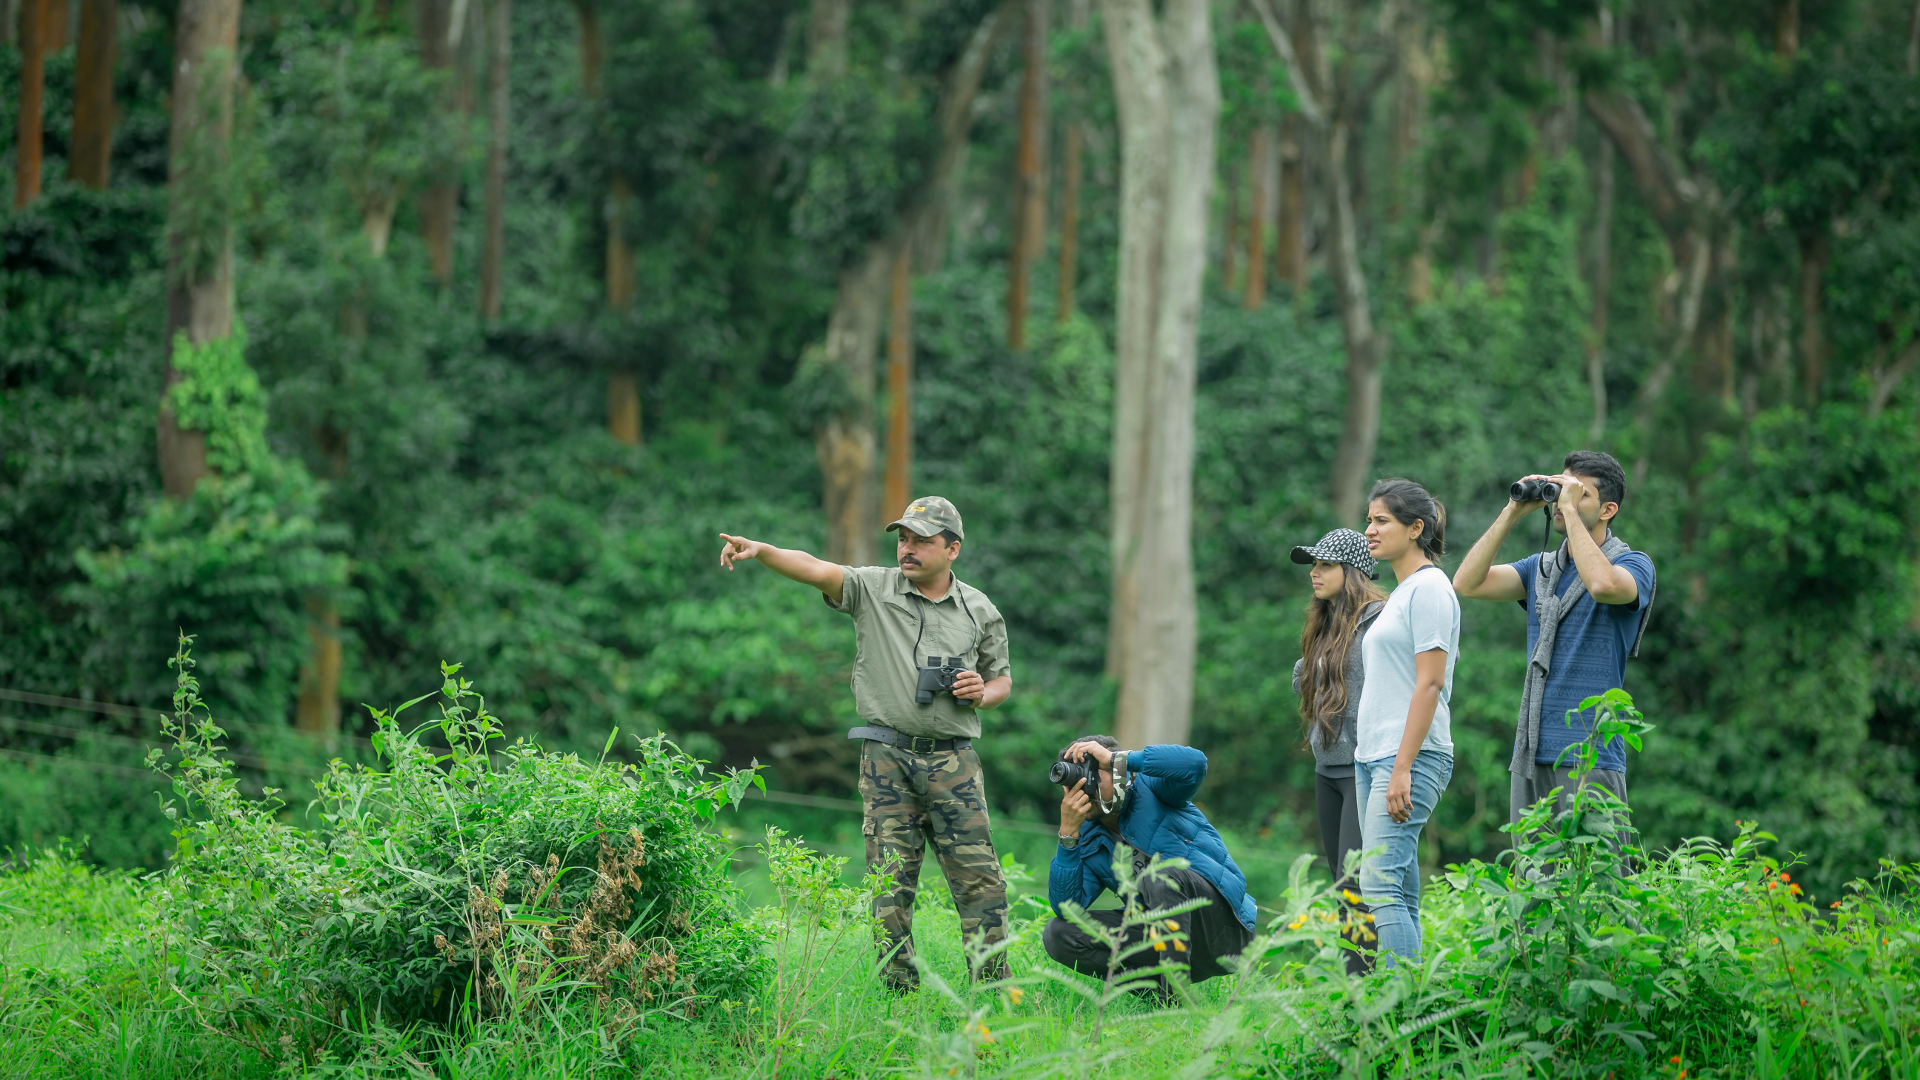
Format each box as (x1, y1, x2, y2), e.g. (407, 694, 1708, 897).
(1047, 745, 1257, 931)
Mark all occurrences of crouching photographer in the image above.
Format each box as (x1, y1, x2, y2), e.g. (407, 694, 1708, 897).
(1043, 737, 1256, 998)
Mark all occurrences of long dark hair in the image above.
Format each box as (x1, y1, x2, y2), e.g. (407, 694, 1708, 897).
(1298, 566, 1389, 747)
(1368, 478, 1448, 559)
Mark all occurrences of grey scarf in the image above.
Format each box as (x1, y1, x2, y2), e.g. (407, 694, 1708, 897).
(1509, 531, 1655, 774)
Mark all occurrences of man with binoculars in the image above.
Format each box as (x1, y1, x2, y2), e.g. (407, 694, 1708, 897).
(718, 497, 1012, 993)
(1453, 451, 1657, 826)
(1042, 737, 1256, 999)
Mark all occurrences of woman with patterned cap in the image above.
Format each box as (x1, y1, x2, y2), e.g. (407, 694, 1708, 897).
(1290, 528, 1386, 975)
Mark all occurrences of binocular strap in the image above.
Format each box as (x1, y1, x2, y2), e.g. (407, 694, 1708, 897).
(909, 580, 982, 664)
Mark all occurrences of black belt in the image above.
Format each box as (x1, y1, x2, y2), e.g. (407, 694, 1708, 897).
(847, 725, 972, 753)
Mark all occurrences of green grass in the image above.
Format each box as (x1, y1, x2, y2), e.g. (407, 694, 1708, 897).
(1, 824, 1917, 1080)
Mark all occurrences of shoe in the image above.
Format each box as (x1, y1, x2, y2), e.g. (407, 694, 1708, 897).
(882, 972, 920, 996)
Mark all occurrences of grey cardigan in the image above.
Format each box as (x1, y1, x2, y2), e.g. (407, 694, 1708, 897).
(1291, 601, 1384, 779)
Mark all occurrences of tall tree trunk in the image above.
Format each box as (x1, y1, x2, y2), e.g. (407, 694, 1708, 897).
(1008, 0, 1048, 349)
(605, 176, 640, 445)
(819, 244, 892, 567)
(157, 0, 242, 500)
(1100, 0, 1217, 749)
(1056, 0, 1089, 323)
(1243, 124, 1269, 309)
(67, 0, 116, 189)
(572, 1, 637, 446)
(1323, 113, 1382, 524)
(417, 0, 464, 283)
(1252, 0, 1385, 523)
(295, 596, 342, 737)
(883, 245, 914, 524)
(479, 0, 508, 321)
(813, 5, 1005, 568)
(13, 0, 46, 208)
(1588, 133, 1614, 442)
(1394, 16, 1431, 305)
(40, 0, 64, 48)
(1276, 113, 1307, 305)
(1799, 230, 1828, 404)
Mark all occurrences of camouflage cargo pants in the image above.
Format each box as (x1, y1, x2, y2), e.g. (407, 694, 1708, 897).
(859, 741, 1009, 989)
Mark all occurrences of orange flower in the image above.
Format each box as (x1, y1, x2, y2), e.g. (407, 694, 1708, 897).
(1670, 1057, 1682, 1065)
(1789, 884, 1802, 895)
(1769, 882, 1778, 890)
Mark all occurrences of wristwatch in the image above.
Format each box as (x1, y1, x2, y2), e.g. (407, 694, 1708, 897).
(1057, 830, 1080, 850)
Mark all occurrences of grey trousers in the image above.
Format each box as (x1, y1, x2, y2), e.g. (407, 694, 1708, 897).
(1509, 762, 1630, 831)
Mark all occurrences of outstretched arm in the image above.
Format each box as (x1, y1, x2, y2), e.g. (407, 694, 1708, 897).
(717, 534, 845, 604)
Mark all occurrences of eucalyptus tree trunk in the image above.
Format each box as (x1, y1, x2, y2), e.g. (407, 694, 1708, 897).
(1099, 0, 1217, 749)
(1253, 0, 1387, 525)
(883, 246, 914, 524)
(479, 0, 509, 321)
(812, 4, 1006, 568)
(1244, 123, 1272, 309)
(68, 0, 117, 189)
(1007, 0, 1049, 349)
(158, 0, 242, 500)
(416, 0, 468, 283)
(13, 0, 46, 208)
(1056, 0, 1090, 323)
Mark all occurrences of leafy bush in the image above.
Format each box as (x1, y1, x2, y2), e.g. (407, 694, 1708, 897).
(150, 636, 770, 1048)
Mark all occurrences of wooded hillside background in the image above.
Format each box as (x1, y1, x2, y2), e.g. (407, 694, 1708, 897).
(3, 0, 1919, 897)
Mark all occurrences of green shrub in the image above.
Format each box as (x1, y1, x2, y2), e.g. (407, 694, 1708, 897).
(149, 635, 770, 1046)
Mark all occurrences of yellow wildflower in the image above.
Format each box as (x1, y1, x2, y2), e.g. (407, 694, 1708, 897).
(1006, 987, 1025, 1005)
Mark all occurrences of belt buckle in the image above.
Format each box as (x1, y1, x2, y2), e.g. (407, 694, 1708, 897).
(910, 736, 937, 754)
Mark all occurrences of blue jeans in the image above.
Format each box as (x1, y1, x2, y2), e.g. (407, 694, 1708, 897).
(1354, 751, 1453, 969)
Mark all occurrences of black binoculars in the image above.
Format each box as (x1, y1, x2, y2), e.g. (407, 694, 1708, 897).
(1510, 478, 1562, 504)
(914, 655, 970, 704)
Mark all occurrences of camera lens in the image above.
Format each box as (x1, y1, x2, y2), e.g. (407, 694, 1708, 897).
(1048, 761, 1074, 785)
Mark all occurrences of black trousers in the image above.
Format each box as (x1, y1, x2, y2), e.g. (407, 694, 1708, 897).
(1315, 770, 1375, 976)
(1041, 856, 1254, 987)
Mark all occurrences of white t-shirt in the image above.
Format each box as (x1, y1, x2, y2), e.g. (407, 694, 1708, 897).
(1354, 564, 1459, 763)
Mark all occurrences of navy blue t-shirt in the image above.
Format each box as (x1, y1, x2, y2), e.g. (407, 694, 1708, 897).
(1509, 548, 1656, 772)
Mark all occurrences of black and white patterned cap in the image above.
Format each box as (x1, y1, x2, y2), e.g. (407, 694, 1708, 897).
(1290, 528, 1378, 580)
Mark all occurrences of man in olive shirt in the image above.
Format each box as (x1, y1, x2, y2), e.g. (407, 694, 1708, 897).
(718, 496, 1013, 992)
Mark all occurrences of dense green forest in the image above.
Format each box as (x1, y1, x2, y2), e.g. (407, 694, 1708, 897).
(3, 0, 1920, 906)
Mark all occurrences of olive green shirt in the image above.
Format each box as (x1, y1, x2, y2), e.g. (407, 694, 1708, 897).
(824, 565, 1012, 739)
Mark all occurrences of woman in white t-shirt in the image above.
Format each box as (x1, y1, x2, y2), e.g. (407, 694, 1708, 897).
(1352, 478, 1459, 967)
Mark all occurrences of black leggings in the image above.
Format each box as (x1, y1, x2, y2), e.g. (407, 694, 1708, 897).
(1315, 770, 1374, 975)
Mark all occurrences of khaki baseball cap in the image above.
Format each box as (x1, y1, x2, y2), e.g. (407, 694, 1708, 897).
(886, 496, 964, 541)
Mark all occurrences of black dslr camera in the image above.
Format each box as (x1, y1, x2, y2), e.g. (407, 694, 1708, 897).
(1049, 753, 1101, 793)
(1509, 477, 1562, 504)
(914, 655, 970, 704)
